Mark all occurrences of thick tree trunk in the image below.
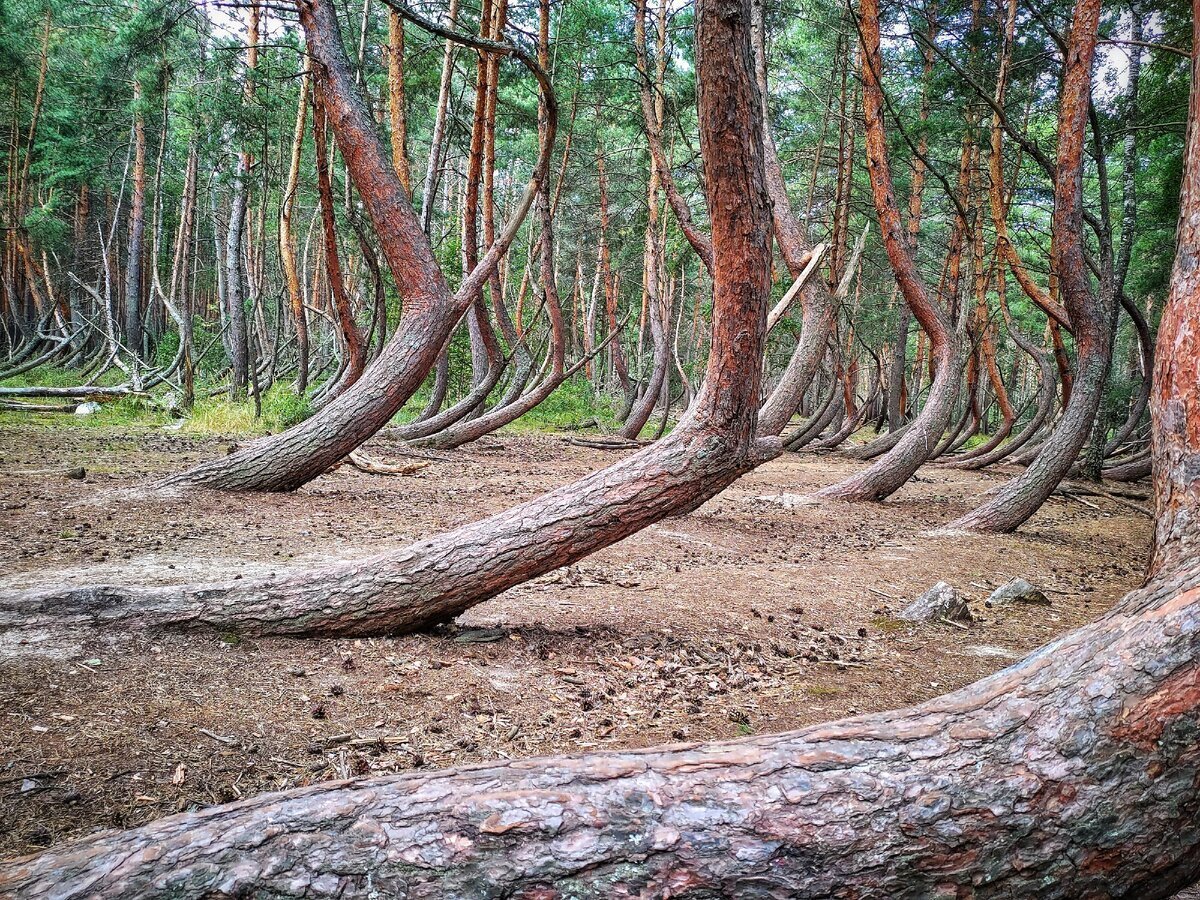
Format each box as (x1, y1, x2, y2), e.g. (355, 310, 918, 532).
(2, 0, 777, 641)
(7, 545, 1200, 900)
(8, 8, 1200, 899)
(157, 0, 553, 492)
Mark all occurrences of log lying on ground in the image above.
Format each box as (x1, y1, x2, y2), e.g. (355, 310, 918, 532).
(3, 560, 1199, 899)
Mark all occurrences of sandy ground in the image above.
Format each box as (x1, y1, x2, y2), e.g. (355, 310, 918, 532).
(0, 422, 1172, 886)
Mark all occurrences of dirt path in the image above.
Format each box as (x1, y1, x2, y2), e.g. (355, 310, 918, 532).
(0, 424, 1153, 860)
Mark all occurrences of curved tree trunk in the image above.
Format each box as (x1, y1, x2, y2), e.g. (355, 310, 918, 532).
(814, 0, 963, 502)
(411, 1, 568, 452)
(948, 0, 1111, 533)
(156, 0, 554, 493)
(947, 293, 1057, 470)
(751, 0, 840, 437)
(0, 0, 777, 643)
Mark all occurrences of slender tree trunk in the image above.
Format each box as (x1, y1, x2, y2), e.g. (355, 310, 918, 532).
(281, 57, 312, 393)
(597, 138, 633, 412)
(419, 0, 462, 234)
(313, 83, 367, 400)
(814, 0, 963, 502)
(751, 0, 838, 437)
(225, 2, 259, 397)
(387, 10, 410, 192)
(124, 75, 147, 359)
(885, 8, 936, 432)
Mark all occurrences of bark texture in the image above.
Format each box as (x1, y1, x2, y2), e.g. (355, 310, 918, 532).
(0, 0, 777, 640)
(157, 0, 553, 492)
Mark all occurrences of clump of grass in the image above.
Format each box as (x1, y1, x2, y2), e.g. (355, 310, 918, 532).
(183, 385, 313, 437)
(507, 375, 622, 433)
(183, 399, 262, 436)
(0, 395, 171, 430)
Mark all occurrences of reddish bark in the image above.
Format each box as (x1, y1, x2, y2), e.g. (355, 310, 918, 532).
(814, 0, 963, 501)
(312, 84, 367, 399)
(158, 0, 554, 492)
(949, 0, 1111, 532)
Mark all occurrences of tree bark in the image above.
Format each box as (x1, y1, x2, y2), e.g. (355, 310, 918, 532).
(751, 0, 839, 437)
(948, 0, 1112, 533)
(387, 10, 410, 192)
(157, 0, 554, 492)
(281, 57, 312, 394)
(313, 83, 367, 400)
(419, 0, 461, 235)
(814, 0, 963, 502)
(124, 76, 146, 358)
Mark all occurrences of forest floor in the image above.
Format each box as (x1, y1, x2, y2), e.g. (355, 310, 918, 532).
(0, 423, 1156, 861)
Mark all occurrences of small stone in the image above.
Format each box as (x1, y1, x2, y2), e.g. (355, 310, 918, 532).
(898, 582, 971, 624)
(987, 578, 1050, 607)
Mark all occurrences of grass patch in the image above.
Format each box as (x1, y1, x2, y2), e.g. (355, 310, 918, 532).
(184, 386, 313, 437)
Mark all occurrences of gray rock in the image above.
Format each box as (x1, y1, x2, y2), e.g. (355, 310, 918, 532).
(74, 401, 101, 416)
(986, 578, 1050, 607)
(899, 582, 971, 623)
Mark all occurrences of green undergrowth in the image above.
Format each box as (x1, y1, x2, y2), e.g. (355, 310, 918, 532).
(0, 365, 625, 440)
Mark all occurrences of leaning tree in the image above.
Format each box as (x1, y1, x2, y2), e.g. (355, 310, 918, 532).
(152, 0, 556, 493)
(0, 0, 781, 640)
(2, 0, 1200, 893)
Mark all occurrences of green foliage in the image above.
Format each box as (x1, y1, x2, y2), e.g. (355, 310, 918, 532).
(511, 375, 621, 433)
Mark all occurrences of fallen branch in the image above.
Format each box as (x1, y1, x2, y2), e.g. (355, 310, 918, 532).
(346, 451, 430, 476)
